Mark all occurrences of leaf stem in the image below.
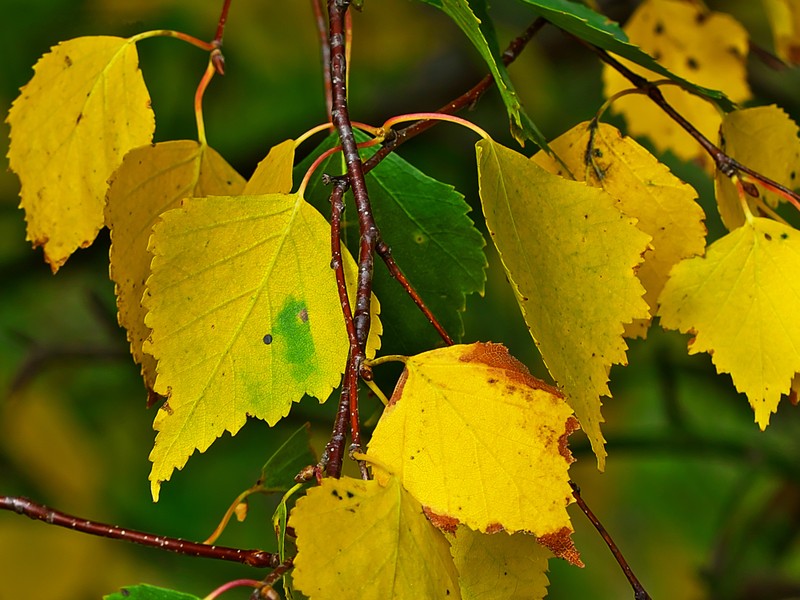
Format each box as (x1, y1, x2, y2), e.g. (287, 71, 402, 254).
(570, 482, 652, 600)
(128, 29, 216, 51)
(203, 579, 260, 600)
(381, 113, 490, 140)
(0, 496, 279, 568)
(194, 57, 218, 146)
(203, 484, 263, 545)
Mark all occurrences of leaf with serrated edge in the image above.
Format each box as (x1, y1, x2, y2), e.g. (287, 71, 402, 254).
(103, 584, 200, 600)
(144, 193, 380, 500)
(659, 218, 800, 428)
(8, 36, 154, 271)
(106, 141, 245, 390)
(520, 0, 734, 109)
(715, 106, 800, 231)
(476, 139, 650, 469)
(449, 525, 552, 600)
(602, 0, 749, 165)
(290, 475, 461, 600)
(368, 342, 581, 564)
(533, 121, 705, 337)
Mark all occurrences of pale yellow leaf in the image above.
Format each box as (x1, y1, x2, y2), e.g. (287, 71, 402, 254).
(106, 141, 245, 390)
(602, 0, 750, 166)
(144, 193, 380, 500)
(243, 139, 295, 195)
(368, 342, 581, 564)
(7, 36, 154, 271)
(476, 139, 650, 469)
(715, 106, 800, 230)
(659, 217, 800, 427)
(449, 525, 552, 600)
(763, 0, 800, 64)
(290, 475, 461, 600)
(533, 121, 705, 337)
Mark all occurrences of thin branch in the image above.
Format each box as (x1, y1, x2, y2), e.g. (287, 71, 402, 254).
(311, 0, 333, 120)
(252, 558, 295, 599)
(570, 483, 652, 600)
(0, 496, 279, 568)
(577, 39, 800, 207)
(211, 0, 233, 74)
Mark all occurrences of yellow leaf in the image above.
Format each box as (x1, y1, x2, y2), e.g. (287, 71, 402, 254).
(106, 141, 245, 390)
(367, 342, 581, 564)
(533, 121, 705, 337)
(602, 0, 750, 166)
(763, 0, 800, 64)
(715, 106, 800, 230)
(449, 525, 552, 600)
(244, 139, 295, 195)
(144, 193, 380, 500)
(7, 36, 154, 271)
(290, 475, 461, 600)
(659, 217, 800, 428)
(476, 139, 650, 469)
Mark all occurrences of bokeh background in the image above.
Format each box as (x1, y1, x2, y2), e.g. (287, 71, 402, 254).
(2, 1, 800, 598)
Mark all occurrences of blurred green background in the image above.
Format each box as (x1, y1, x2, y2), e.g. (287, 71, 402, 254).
(2, 1, 800, 598)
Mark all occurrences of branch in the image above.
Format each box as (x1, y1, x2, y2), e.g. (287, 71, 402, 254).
(570, 483, 652, 600)
(311, 0, 333, 120)
(0, 496, 279, 568)
(211, 0, 233, 74)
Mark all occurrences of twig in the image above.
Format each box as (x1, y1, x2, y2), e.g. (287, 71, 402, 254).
(569, 483, 652, 600)
(311, 0, 333, 120)
(577, 39, 800, 207)
(211, 0, 232, 74)
(0, 496, 279, 568)
(251, 558, 295, 599)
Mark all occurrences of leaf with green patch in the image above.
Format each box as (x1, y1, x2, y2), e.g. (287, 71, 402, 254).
(103, 584, 200, 600)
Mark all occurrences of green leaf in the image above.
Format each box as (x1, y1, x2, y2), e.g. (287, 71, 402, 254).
(415, 0, 548, 146)
(297, 133, 487, 355)
(104, 584, 200, 600)
(259, 423, 317, 491)
(518, 0, 735, 111)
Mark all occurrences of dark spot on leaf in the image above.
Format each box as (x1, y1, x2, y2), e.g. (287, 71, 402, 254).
(76, 113, 83, 125)
(782, 232, 790, 240)
(653, 51, 662, 61)
(695, 12, 708, 24)
(487, 378, 497, 384)
(298, 308, 308, 323)
(654, 22, 664, 34)
(64, 55, 73, 67)
(331, 490, 342, 499)
(593, 148, 603, 158)
(792, 171, 797, 181)
(346, 491, 354, 499)
(263, 334, 273, 344)
(346, 507, 356, 513)
(121, 590, 130, 597)
(765, 233, 773, 241)
(686, 57, 699, 70)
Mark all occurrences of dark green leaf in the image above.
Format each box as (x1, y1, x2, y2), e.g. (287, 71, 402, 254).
(415, 0, 549, 147)
(259, 423, 316, 490)
(517, 0, 735, 111)
(296, 132, 487, 355)
(104, 584, 200, 600)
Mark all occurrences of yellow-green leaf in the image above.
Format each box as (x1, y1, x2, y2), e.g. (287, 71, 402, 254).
(476, 139, 650, 469)
(106, 141, 245, 390)
(715, 106, 800, 230)
(602, 0, 750, 166)
(290, 475, 461, 600)
(449, 525, 552, 600)
(533, 121, 705, 337)
(143, 193, 379, 500)
(7, 36, 154, 271)
(764, 0, 800, 64)
(244, 139, 295, 195)
(659, 217, 800, 428)
(368, 342, 581, 564)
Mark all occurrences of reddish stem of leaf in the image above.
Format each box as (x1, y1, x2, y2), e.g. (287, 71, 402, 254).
(0, 496, 279, 568)
(570, 483, 652, 600)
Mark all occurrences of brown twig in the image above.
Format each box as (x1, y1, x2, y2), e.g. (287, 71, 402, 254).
(0, 496, 279, 568)
(252, 558, 295, 599)
(578, 40, 800, 207)
(569, 483, 652, 600)
(311, 0, 334, 120)
(210, 0, 232, 74)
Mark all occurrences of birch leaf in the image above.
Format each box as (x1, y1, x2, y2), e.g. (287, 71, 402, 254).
(763, 0, 800, 64)
(244, 139, 295, 195)
(104, 585, 199, 600)
(602, 0, 750, 166)
(143, 193, 380, 500)
(449, 525, 552, 600)
(367, 342, 581, 565)
(715, 106, 800, 230)
(476, 139, 650, 469)
(659, 217, 800, 428)
(106, 141, 245, 391)
(7, 36, 154, 271)
(290, 475, 461, 600)
(533, 121, 705, 337)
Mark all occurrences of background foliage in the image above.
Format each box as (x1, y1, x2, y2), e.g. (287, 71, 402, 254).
(3, 1, 800, 598)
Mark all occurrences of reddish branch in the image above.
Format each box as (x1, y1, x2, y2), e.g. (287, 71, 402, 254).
(0, 496, 279, 568)
(311, 0, 334, 120)
(210, 0, 233, 74)
(570, 483, 652, 600)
